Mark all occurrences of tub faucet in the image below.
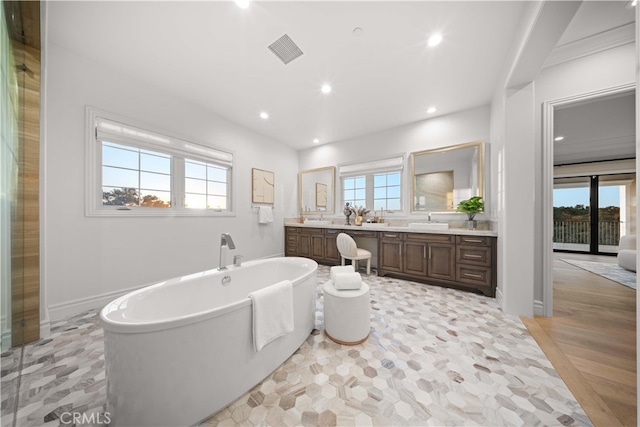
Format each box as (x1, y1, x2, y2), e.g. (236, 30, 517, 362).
(218, 233, 236, 270)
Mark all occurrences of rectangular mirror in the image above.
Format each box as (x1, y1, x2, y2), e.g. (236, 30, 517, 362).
(410, 141, 484, 212)
(299, 166, 335, 213)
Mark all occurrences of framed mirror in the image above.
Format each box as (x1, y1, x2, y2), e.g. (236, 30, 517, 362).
(410, 141, 484, 212)
(299, 166, 335, 213)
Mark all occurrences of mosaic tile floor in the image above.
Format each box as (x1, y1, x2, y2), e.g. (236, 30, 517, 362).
(1, 266, 591, 426)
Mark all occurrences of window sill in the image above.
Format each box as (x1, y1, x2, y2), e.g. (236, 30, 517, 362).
(86, 207, 236, 218)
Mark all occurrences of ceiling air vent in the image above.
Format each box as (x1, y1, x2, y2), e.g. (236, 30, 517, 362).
(268, 34, 304, 65)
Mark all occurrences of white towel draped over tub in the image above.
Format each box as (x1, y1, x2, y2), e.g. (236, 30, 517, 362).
(248, 280, 294, 351)
(258, 206, 274, 224)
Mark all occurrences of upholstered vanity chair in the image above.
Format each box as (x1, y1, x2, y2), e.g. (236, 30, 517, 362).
(336, 233, 372, 275)
(617, 234, 636, 272)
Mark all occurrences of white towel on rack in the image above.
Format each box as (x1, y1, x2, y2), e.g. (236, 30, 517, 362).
(248, 280, 294, 351)
(258, 206, 273, 224)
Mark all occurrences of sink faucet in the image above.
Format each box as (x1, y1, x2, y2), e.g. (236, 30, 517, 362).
(218, 233, 236, 270)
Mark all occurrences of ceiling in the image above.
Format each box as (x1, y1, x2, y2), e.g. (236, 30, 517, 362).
(554, 91, 635, 166)
(47, 1, 526, 149)
(47, 1, 634, 151)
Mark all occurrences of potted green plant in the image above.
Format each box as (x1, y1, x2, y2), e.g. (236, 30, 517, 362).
(457, 196, 484, 229)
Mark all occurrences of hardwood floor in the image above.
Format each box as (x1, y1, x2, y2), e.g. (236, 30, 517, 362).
(524, 252, 636, 427)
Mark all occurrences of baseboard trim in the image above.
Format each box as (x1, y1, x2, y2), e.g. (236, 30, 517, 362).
(40, 316, 51, 340)
(495, 287, 503, 310)
(48, 284, 146, 321)
(533, 299, 544, 316)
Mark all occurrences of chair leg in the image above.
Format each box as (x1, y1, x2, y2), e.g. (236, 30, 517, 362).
(366, 259, 370, 275)
(341, 257, 345, 266)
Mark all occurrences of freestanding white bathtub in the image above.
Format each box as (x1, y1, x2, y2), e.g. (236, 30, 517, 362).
(100, 257, 317, 427)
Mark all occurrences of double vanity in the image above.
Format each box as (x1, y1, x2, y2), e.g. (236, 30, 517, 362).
(285, 223, 497, 297)
(294, 139, 496, 297)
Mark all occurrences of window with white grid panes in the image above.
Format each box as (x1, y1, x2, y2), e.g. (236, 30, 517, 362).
(343, 175, 366, 209)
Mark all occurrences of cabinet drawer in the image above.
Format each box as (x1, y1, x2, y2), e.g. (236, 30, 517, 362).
(286, 234, 298, 243)
(456, 235, 492, 246)
(457, 246, 491, 267)
(380, 232, 403, 240)
(286, 227, 301, 233)
(302, 228, 324, 235)
(285, 243, 298, 254)
(456, 265, 492, 288)
(325, 228, 341, 236)
(406, 233, 454, 243)
(347, 230, 377, 238)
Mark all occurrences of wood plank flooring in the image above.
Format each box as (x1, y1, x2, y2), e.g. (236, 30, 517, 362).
(524, 252, 636, 427)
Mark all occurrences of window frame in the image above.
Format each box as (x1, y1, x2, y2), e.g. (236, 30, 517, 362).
(86, 107, 235, 217)
(339, 155, 405, 216)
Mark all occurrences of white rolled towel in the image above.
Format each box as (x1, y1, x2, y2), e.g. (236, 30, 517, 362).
(330, 265, 355, 280)
(333, 272, 362, 290)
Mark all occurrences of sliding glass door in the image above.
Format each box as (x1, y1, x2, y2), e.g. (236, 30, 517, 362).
(554, 174, 634, 255)
(554, 178, 591, 252)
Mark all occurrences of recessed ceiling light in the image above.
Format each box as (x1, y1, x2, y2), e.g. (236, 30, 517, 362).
(427, 106, 437, 114)
(313, 138, 320, 144)
(235, 0, 250, 9)
(259, 112, 269, 120)
(321, 84, 332, 94)
(427, 33, 443, 47)
(554, 136, 564, 141)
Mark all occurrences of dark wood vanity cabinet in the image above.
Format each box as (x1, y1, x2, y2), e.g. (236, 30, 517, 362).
(379, 233, 456, 283)
(455, 235, 496, 296)
(286, 227, 375, 265)
(378, 232, 496, 297)
(286, 226, 496, 297)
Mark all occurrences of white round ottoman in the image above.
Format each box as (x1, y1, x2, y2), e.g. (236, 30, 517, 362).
(323, 280, 370, 345)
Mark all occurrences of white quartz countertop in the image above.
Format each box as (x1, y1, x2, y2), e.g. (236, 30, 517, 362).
(284, 222, 498, 237)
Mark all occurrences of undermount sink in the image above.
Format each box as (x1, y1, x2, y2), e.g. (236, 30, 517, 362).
(304, 219, 332, 225)
(408, 222, 450, 231)
(361, 222, 389, 228)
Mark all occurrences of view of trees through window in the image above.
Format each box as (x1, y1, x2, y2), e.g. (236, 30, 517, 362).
(553, 184, 621, 251)
(102, 187, 171, 208)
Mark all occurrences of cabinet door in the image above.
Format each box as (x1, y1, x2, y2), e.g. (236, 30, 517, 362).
(298, 233, 312, 257)
(403, 242, 427, 276)
(427, 243, 455, 281)
(379, 239, 402, 272)
(310, 235, 325, 259)
(324, 234, 340, 264)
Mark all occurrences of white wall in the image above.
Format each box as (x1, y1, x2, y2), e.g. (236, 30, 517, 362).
(533, 43, 636, 305)
(43, 43, 298, 320)
(298, 105, 491, 220)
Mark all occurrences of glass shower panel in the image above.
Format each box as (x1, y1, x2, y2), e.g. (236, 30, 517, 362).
(0, 3, 20, 352)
